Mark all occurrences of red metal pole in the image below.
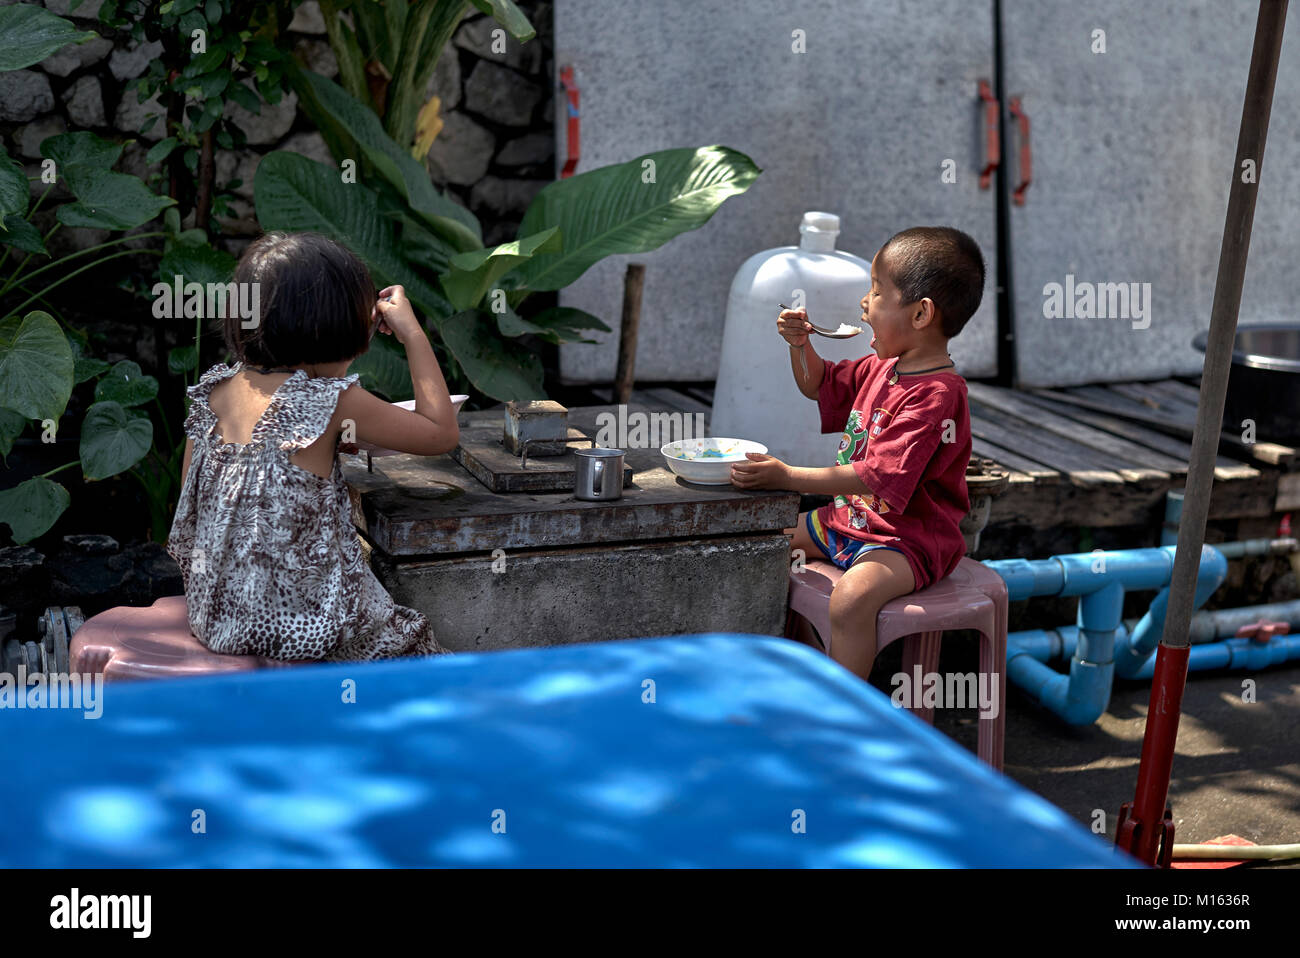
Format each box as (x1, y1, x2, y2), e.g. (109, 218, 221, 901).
(1116, 0, 1288, 866)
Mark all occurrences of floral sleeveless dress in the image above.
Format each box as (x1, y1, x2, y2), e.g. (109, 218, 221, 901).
(166, 362, 447, 661)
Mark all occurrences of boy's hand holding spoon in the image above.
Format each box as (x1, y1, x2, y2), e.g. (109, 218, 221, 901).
(777, 304, 813, 378)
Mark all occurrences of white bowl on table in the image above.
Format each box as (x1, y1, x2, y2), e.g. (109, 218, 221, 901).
(660, 437, 768, 485)
(352, 396, 469, 457)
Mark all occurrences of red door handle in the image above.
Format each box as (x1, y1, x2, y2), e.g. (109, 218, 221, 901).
(1009, 96, 1031, 205)
(978, 79, 999, 189)
(559, 65, 580, 178)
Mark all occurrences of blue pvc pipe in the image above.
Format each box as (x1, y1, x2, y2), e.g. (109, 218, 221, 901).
(985, 545, 1229, 725)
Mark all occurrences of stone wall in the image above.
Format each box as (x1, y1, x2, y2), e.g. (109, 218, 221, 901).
(0, 0, 556, 260)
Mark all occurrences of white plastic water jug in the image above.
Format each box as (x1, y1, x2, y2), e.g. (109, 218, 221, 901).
(712, 211, 875, 466)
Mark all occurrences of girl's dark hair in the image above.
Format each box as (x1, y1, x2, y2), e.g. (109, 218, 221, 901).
(224, 231, 375, 368)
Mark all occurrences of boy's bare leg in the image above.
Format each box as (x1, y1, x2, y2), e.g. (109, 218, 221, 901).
(828, 549, 916, 680)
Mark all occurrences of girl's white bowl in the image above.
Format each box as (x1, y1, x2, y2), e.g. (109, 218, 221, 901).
(353, 395, 469, 456)
(660, 437, 767, 485)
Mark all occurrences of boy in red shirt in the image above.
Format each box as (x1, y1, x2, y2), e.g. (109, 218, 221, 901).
(730, 226, 983, 681)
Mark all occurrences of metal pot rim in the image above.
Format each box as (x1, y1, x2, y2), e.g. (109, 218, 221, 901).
(1191, 323, 1300, 373)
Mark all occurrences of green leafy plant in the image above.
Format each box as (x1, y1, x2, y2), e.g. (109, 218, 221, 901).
(0, 127, 234, 544)
(96, 0, 298, 230)
(309, 0, 534, 159)
(256, 69, 761, 401)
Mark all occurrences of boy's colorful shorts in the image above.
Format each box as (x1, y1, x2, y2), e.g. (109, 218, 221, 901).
(805, 508, 906, 572)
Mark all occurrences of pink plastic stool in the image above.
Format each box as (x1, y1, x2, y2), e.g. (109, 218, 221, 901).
(70, 596, 306, 682)
(785, 556, 1008, 770)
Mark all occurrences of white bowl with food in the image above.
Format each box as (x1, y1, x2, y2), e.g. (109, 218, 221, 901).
(660, 437, 767, 485)
(353, 396, 469, 456)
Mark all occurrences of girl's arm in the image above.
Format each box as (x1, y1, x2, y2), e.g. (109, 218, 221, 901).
(335, 285, 460, 456)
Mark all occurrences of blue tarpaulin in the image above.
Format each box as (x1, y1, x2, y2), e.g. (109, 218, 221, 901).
(0, 635, 1135, 867)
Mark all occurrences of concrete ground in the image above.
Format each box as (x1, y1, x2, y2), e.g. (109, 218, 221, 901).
(862, 635, 1300, 867)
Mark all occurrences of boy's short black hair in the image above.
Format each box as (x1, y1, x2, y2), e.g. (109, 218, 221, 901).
(878, 226, 986, 338)
(224, 231, 375, 368)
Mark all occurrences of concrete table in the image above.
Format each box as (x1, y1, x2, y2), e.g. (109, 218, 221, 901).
(343, 405, 800, 651)
(0, 636, 1137, 867)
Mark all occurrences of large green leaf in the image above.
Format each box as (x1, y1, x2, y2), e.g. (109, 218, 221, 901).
(0, 5, 96, 72)
(1, 214, 45, 254)
(57, 167, 175, 231)
(346, 332, 413, 402)
(80, 401, 152, 479)
(439, 309, 543, 401)
(0, 311, 73, 421)
(254, 150, 452, 320)
(93, 360, 158, 407)
(440, 227, 560, 312)
(295, 68, 481, 252)
(40, 131, 124, 172)
(498, 305, 610, 345)
(514, 146, 760, 292)
(0, 406, 26, 461)
(158, 240, 236, 287)
(0, 147, 27, 223)
(0, 477, 69, 545)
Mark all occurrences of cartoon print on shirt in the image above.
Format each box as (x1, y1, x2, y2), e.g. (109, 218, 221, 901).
(834, 407, 892, 526)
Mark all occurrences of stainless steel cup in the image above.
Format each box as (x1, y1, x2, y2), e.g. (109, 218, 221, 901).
(574, 447, 625, 500)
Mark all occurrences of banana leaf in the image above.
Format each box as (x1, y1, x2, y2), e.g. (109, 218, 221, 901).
(512, 146, 760, 292)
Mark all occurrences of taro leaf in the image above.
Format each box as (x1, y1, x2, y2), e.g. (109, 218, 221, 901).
(93, 360, 158, 407)
(40, 131, 124, 172)
(0, 311, 74, 422)
(499, 305, 610, 345)
(0, 406, 26, 461)
(158, 240, 236, 287)
(0, 147, 27, 222)
(167, 346, 198, 375)
(0, 5, 97, 72)
(80, 400, 152, 479)
(0, 477, 70, 545)
(1, 215, 46, 255)
(57, 167, 175, 231)
(440, 227, 560, 312)
(346, 333, 413, 402)
(514, 145, 759, 291)
(438, 309, 544, 401)
(73, 356, 111, 384)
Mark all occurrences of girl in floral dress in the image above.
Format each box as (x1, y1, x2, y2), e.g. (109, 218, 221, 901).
(167, 231, 459, 660)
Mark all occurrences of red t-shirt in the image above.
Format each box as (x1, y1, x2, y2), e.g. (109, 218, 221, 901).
(815, 354, 971, 590)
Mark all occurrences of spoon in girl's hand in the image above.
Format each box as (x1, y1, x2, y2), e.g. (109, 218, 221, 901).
(777, 304, 863, 338)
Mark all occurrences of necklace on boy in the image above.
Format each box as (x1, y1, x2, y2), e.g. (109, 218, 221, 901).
(889, 358, 955, 385)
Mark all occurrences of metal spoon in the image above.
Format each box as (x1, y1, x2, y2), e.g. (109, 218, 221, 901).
(777, 304, 864, 339)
